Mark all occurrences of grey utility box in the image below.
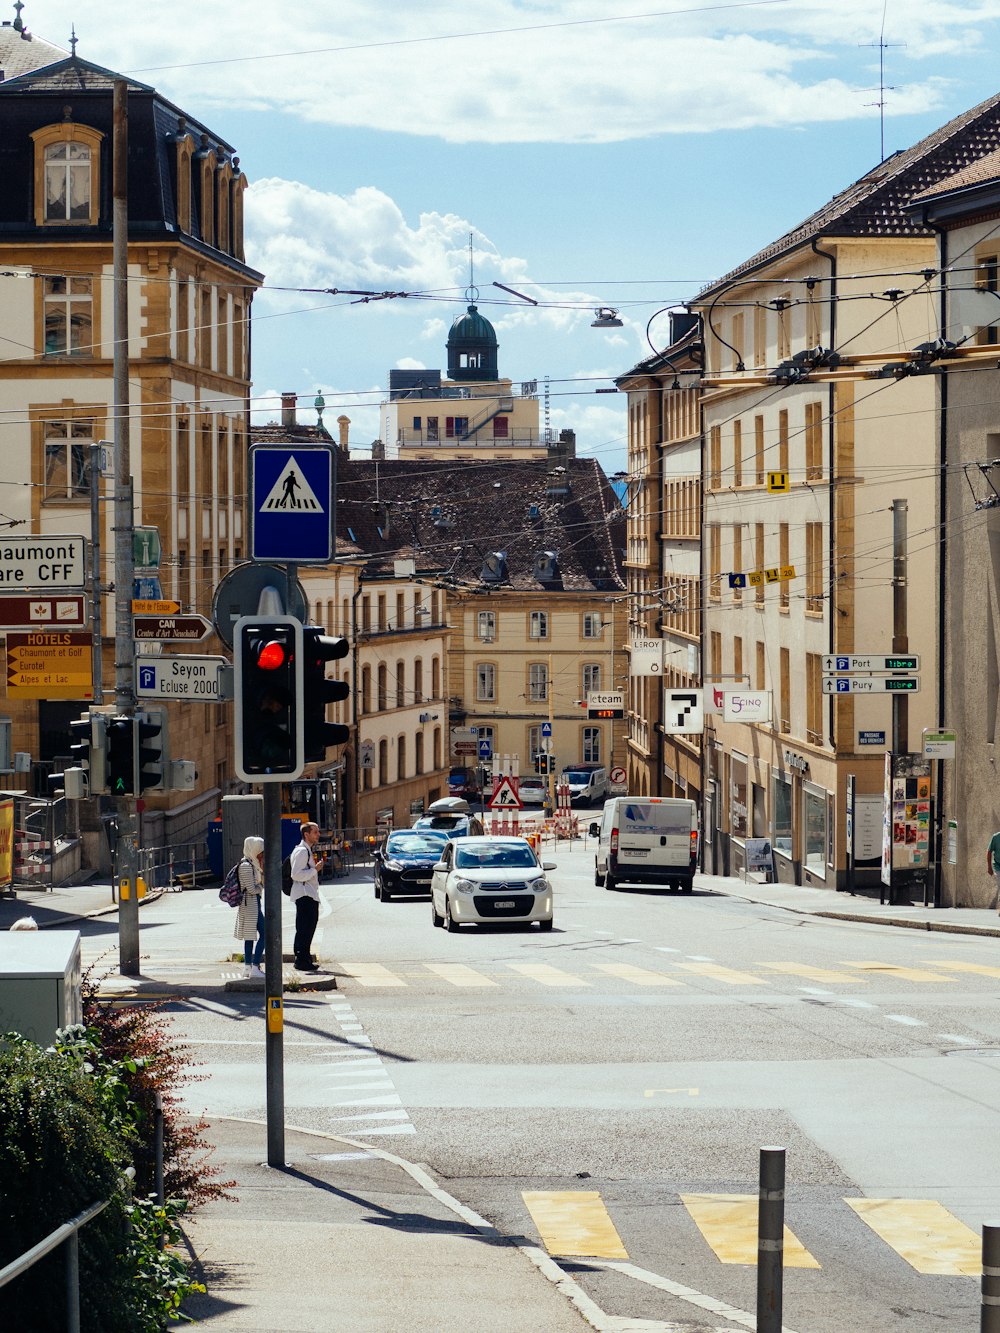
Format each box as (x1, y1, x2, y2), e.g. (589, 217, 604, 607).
(222, 795, 264, 877)
(0, 930, 82, 1044)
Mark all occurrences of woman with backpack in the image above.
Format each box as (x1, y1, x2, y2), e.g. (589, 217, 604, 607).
(236, 835, 265, 978)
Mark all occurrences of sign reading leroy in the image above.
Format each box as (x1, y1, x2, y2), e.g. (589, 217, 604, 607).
(251, 445, 334, 564)
(0, 536, 86, 588)
(7, 631, 92, 699)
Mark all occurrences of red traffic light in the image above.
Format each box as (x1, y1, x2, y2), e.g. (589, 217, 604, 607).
(256, 639, 288, 671)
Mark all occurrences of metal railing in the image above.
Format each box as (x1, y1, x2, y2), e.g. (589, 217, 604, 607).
(0, 1197, 112, 1333)
(137, 840, 208, 892)
(12, 794, 69, 890)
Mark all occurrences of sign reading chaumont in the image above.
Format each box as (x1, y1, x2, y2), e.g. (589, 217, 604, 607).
(0, 536, 86, 588)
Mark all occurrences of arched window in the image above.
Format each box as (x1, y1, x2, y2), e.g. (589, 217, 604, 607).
(414, 658, 423, 703)
(361, 665, 371, 715)
(397, 735, 407, 781)
(377, 664, 387, 711)
(378, 739, 388, 787)
(395, 661, 405, 708)
(415, 733, 424, 775)
(32, 123, 104, 227)
(432, 727, 441, 770)
(431, 655, 440, 699)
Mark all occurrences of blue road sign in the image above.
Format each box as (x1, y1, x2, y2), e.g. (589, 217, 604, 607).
(541, 722, 552, 736)
(250, 445, 334, 564)
(478, 739, 492, 759)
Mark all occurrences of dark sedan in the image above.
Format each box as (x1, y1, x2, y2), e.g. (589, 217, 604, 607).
(373, 830, 450, 902)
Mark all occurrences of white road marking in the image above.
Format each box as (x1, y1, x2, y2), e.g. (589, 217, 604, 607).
(939, 1033, 977, 1044)
(886, 1014, 927, 1027)
(686, 955, 715, 962)
(595, 1259, 802, 1333)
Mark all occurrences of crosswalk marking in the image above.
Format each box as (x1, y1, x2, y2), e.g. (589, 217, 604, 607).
(761, 962, 866, 984)
(339, 962, 408, 987)
(507, 963, 591, 987)
(680, 1194, 820, 1269)
(424, 963, 498, 987)
(841, 961, 954, 984)
(926, 961, 1000, 980)
(590, 962, 682, 986)
(675, 962, 767, 986)
(522, 1190, 628, 1259)
(844, 1198, 981, 1275)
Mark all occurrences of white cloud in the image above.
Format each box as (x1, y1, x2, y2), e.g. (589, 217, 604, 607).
(38, 0, 1000, 145)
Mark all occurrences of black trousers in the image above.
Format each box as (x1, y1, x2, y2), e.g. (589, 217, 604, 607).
(293, 896, 319, 963)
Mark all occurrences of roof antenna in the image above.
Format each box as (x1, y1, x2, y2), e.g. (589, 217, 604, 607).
(861, 0, 904, 162)
(12, 1, 24, 33)
(70, 24, 78, 56)
(465, 231, 478, 306)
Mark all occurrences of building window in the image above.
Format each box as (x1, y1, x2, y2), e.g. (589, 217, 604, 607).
(732, 525, 743, 604)
(529, 610, 548, 640)
(803, 783, 827, 877)
(582, 663, 602, 695)
(778, 409, 789, 473)
(780, 648, 790, 733)
(731, 753, 748, 839)
(477, 663, 496, 702)
(806, 653, 823, 744)
(709, 525, 721, 601)
(396, 660, 405, 708)
(43, 276, 93, 356)
(773, 771, 792, 858)
(397, 735, 407, 781)
(583, 727, 601, 763)
(477, 610, 496, 640)
(755, 524, 765, 605)
(805, 401, 823, 479)
(446, 416, 469, 438)
(413, 416, 422, 430)
(779, 524, 790, 610)
(43, 420, 92, 502)
(427, 416, 439, 441)
(806, 523, 823, 613)
(710, 426, 721, 488)
(31, 121, 105, 228)
(414, 658, 423, 702)
(377, 664, 387, 711)
(754, 415, 765, 485)
(528, 662, 548, 703)
(582, 612, 603, 639)
(733, 420, 743, 488)
(493, 415, 509, 438)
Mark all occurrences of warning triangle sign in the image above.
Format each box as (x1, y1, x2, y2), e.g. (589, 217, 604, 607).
(260, 456, 324, 513)
(489, 776, 522, 810)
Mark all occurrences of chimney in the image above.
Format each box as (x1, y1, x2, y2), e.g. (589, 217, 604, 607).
(371, 439, 386, 461)
(337, 414, 350, 452)
(280, 392, 297, 429)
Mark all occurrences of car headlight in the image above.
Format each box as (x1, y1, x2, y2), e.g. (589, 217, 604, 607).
(384, 860, 403, 872)
(527, 876, 549, 892)
(453, 877, 477, 894)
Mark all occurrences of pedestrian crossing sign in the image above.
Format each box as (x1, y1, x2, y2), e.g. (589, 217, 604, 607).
(489, 775, 523, 809)
(250, 444, 334, 564)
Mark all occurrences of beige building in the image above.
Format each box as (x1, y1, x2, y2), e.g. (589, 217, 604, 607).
(0, 31, 260, 848)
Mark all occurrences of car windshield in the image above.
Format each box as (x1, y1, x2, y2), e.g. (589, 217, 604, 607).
(562, 771, 591, 783)
(386, 834, 446, 855)
(520, 778, 544, 788)
(622, 803, 691, 835)
(455, 844, 537, 870)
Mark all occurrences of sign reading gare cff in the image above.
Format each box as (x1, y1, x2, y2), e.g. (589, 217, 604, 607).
(0, 537, 87, 588)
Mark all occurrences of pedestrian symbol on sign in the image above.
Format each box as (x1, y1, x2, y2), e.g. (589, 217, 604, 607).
(260, 457, 323, 512)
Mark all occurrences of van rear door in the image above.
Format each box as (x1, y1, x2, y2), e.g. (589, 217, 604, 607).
(618, 800, 694, 870)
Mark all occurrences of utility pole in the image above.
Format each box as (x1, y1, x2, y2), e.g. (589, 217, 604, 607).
(891, 499, 908, 754)
(113, 78, 139, 976)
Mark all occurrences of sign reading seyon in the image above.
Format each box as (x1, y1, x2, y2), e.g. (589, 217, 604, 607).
(7, 631, 93, 699)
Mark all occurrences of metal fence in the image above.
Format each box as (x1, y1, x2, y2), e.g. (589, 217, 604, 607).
(12, 794, 69, 891)
(0, 1197, 111, 1332)
(136, 840, 209, 892)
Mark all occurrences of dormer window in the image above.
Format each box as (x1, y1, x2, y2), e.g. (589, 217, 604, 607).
(31, 123, 104, 227)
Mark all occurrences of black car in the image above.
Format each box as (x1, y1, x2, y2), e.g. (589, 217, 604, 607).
(373, 830, 450, 901)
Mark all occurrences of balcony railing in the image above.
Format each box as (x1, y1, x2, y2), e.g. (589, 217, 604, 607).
(397, 427, 547, 448)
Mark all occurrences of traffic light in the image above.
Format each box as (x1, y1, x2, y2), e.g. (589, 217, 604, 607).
(135, 707, 167, 793)
(235, 615, 303, 782)
(300, 626, 350, 762)
(534, 753, 554, 775)
(66, 711, 109, 798)
(106, 716, 135, 796)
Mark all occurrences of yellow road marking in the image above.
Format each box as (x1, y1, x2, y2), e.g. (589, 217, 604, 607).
(675, 962, 767, 986)
(423, 963, 498, 987)
(842, 962, 954, 984)
(760, 962, 864, 984)
(522, 1190, 628, 1259)
(507, 963, 590, 987)
(926, 961, 1000, 980)
(844, 1198, 980, 1275)
(338, 962, 407, 987)
(681, 1194, 820, 1268)
(591, 962, 683, 986)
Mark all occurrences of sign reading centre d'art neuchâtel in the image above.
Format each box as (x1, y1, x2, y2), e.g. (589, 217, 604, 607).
(250, 446, 334, 564)
(0, 536, 86, 589)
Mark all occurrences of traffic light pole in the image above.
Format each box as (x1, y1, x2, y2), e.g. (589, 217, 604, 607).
(113, 79, 139, 977)
(263, 780, 285, 1167)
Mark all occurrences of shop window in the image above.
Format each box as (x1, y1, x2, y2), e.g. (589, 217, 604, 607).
(803, 784, 827, 877)
(773, 772, 792, 858)
(730, 753, 748, 840)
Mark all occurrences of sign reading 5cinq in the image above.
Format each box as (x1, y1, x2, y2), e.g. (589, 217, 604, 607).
(722, 690, 772, 724)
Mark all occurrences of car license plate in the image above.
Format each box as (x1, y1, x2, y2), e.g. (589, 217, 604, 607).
(494, 900, 516, 909)
(622, 847, 648, 857)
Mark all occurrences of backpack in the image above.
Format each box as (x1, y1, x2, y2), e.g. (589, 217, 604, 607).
(219, 859, 245, 907)
(281, 855, 293, 896)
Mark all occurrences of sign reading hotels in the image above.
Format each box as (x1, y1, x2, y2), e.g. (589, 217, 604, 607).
(7, 631, 93, 699)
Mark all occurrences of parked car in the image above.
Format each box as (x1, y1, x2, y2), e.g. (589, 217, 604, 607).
(373, 829, 450, 901)
(430, 836, 556, 931)
(559, 764, 608, 806)
(518, 776, 548, 807)
(412, 796, 485, 839)
(590, 796, 699, 893)
(449, 766, 481, 800)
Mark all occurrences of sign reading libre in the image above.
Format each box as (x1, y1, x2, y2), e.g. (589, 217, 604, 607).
(7, 631, 93, 699)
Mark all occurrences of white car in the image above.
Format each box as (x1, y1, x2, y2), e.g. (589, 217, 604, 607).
(518, 776, 548, 807)
(430, 836, 556, 931)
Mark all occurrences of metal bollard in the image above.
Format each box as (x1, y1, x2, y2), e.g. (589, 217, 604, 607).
(757, 1145, 785, 1333)
(983, 1223, 1000, 1331)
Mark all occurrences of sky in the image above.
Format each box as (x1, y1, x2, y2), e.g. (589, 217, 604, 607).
(22, 0, 1000, 476)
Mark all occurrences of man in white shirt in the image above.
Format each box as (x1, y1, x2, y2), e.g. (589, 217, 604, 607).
(289, 822, 322, 971)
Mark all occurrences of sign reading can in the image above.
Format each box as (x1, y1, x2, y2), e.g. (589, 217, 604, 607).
(0, 536, 86, 588)
(587, 690, 624, 720)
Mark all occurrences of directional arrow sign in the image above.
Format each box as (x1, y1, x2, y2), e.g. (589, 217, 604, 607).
(822, 675, 919, 694)
(7, 631, 93, 699)
(132, 599, 181, 616)
(133, 614, 213, 642)
(822, 654, 920, 672)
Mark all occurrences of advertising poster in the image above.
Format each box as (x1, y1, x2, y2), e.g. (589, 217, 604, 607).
(881, 753, 932, 894)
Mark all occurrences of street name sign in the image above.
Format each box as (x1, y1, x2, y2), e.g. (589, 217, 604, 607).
(133, 614, 213, 642)
(251, 445, 334, 564)
(7, 631, 92, 699)
(0, 595, 86, 629)
(136, 656, 228, 701)
(823, 654, 919, 672)
(822, 676, 919, 694)
(132, 599, 181, 616)
(0, 536, 86, 589)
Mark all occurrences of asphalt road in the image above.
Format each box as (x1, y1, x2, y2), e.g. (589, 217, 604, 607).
(90, 839, 1000, 1332)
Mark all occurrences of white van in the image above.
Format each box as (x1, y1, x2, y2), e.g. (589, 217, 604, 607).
(559, 764, 608, 806)
(590, 797, 699, 893)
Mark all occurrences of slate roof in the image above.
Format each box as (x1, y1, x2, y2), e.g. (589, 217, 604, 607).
(245, 441, 626, 593)
(0, 22, 65, 81)
(699, 88, 1000, 297)
(908, 147, 1000, 204)
(0, 53, 154, 93)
